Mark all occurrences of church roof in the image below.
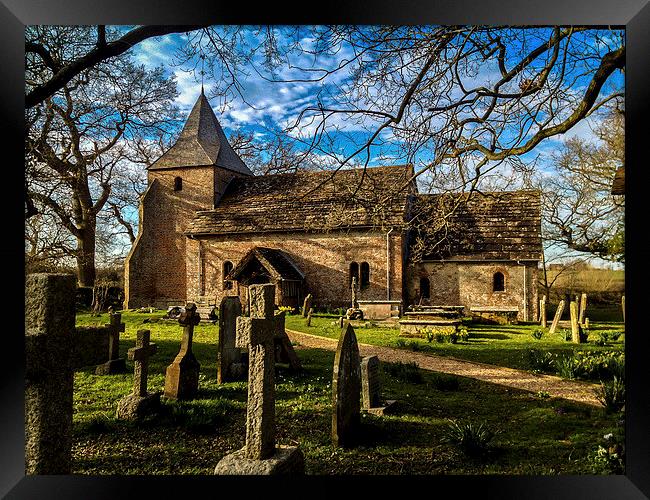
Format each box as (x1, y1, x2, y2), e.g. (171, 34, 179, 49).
(409, 190, 542, 261)
(227, 247, 304, 282)
(148, 91, 253, 175)
(186, 165, 415, 235)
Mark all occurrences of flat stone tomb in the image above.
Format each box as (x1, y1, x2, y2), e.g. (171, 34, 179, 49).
(164, 303, 201, 400)
(117, 329, 160, 420)
(214, 284, 304, 475)
(361, 355, 396, 416)
(332, 321, 361, 448)
(95, 310, 127, 375)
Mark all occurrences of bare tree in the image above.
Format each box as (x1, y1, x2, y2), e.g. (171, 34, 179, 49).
(25, 26, 179, 286)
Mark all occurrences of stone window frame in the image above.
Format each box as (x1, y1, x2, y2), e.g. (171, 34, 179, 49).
(360, 262, 370, 289)
(492, 270, 506, 293)
(173, 176, 183, 191)
(223, 260, 234, 290)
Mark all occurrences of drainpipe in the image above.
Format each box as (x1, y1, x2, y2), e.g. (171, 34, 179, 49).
(518, 260, 527, 321)
(386, 228, 394, 300)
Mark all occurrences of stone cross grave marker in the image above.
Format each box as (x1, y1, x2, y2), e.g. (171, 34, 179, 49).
(302, 293, 312, 318)
(116, 329, 160, 420)
(570, 300, 582, 343)
(548, 299, 565, 335)
(332, 321, 361, 447)
(95, 309, 127, 375)
(25, 273, 111, 474)
(164, 303, 201, 400)
(214, 284, 304, 474)
(579, 293, 588, 325)
(361, 355, 397, 416)
(218, 295, 244, 383)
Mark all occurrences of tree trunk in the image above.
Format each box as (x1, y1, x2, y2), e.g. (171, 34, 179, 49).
(76, 220, 97, 287)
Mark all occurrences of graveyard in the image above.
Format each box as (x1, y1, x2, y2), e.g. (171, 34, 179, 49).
(61, 300, 625, 475)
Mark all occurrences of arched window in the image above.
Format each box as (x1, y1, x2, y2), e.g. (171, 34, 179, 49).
(223, 261, 233, 290)
(419, 277, 430, 299)
(493, 272, 505, 292)
(349, 262, 359, 286)
(360, 262, 370, 289)
(174, 176, 183, 191)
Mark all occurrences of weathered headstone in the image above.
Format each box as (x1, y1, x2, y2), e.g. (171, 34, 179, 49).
(361, 356, 396, 416)
(214, 284, 304, 474)
(164, 302, 201, 400)
(549, 300, 565, 335)
(622, 295, 625, 324)
(579, 293, 588, 325)
(540, 296, 547, 329)
(274, 332, 302, 371)
(338, 316, 344, 328)
(95, 310, 127, 375)
(306, 307, 313, 327)
(302, 294, 312, 318)
(332, 321, 361, 447)
(585, 317, 590, 329)
(218, 296, 244, 383)
(116, 329, 160, 419)
(570, 300, 582, 343)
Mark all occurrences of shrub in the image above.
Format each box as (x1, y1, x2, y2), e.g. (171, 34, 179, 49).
(384, 361, 423, 384)
(555, 355, 577, 379)
(395, 338, 407, 348)
(408, 341, 423, 351)
(596, 376, 625, 413)
(443, 419, 496, 457)
(457, 326, 470, 342)
(423, 327, 463, 344)
(278, 306, 295, 315)
(430, 373, 460, 391)
(531, 329, 545, 340)
(588, 430, 625, 474)
(579, 328, 589, 343)
(536, 390, 551, 399)
(594, 331, 609, 347)
(525, 349, 556, 373)
(572, 351, 625, 381)
(560, 329, 572, 342)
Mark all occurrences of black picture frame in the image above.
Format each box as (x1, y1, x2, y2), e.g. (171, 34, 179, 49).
(4, 1, 649, 498)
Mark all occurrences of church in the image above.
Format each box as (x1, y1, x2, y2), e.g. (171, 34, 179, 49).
(124, 92, 542, 321)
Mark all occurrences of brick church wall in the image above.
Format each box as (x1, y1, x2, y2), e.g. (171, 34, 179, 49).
(185, 229, 406, 310)
(407, 261, 538, 321)
(124, 166, 245, 308)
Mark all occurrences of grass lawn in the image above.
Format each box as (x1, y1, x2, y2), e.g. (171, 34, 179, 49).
(285, 314, 625, 372)
(72, 311, 623, 475)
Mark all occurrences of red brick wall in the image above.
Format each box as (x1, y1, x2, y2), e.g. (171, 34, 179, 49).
(186, 230, 405, 310)
(407, 261, 538, 321)
(124, 166, 244, 308)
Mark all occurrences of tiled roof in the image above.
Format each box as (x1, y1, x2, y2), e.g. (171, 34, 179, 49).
(186, 165, 415, 235)
(409, 190, 542, 261)
(149, 91, 252, 176)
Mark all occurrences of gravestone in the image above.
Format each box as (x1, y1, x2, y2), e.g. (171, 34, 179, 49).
(117, 329, 160, 419)
(26, 273, 111, 475)
(540, 296, 547, 329)
(579, 293, 588, 325)
(302, 293, 312, 318)
(332, 321, 361, 447)
(218, 296, 245, 383)
(338, 316, 344, 328)
(361, 355, 396, 416)
(570, 300, 582, 343)
(95, 309, 127, 375)
(306, 307, 313, 326)
(215, 284, 304, 474)
(549, 300, 565, 335)
(622, 295, 625, 323)
(164, 303, 201, 400)
(274, 331, 302, 371)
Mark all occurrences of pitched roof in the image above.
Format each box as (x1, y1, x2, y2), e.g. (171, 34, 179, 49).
(149, 91, 253, 175)
(186, 165, 415, 236)
(227, 247, 304, 282)
(611, 165, 625, 195)
(409, 190, 542, 261)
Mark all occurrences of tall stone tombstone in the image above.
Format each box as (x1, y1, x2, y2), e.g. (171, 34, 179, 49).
(218, 295, 243, 383)
(332, 321, 361, 448)
(25, 273, 76, 475)
(302, 293, 312, 318)
(164, 303, 201, 400)
(579, 293, 588, 325)
(95, 309, 127, 375)
(570, 300, 582, 343)
(116, 329, 160, 419)
(214, 284, 304, 474)
(540, 296, 547, 329)
(549, 300, 565, 335)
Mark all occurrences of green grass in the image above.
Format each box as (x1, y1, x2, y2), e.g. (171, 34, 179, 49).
(72, 310, 623, 475)
(285, 313, 625, 372)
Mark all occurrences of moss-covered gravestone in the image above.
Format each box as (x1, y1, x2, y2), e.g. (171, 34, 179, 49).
(332, 321, 361, 447)
(164, 303, 201, 400)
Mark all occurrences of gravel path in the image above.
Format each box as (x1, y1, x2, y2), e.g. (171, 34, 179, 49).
(286, 328, 602, 407)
